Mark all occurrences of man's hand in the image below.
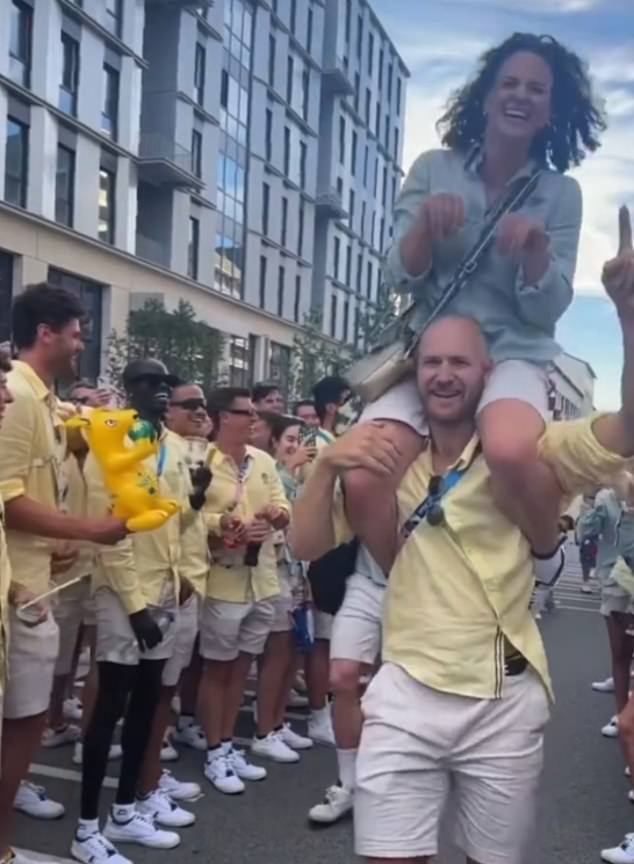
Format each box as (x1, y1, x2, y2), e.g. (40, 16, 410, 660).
(496, 213, 550, 259)
(603, 206, 634, 321)
(128, 609, 163, 651)
(245, 518, 271, 544)
(84, 517, 129, 545)
(257, 505, 289, 530)
(219, 514, 247, 546)
(179, 577, 195, 606)
(320, 422, 401, 476)
(419, 194, 466, 241)
(51, 542, 79, 576)
(9, 582, 48, 625)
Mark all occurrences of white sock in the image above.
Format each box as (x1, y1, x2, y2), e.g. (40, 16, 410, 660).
(111, 802, 135, 823)
(177, 714, 194, 731)
(221, 739, 232, 755)
(337, 748, 357, 791)
(311, 705, 330, 722)
(77, 818, 99, 839)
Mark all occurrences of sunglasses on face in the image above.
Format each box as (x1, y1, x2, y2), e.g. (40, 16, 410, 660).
(170, 398, 207, 411)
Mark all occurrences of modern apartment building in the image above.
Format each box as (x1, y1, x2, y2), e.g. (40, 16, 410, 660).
(0, 0, 408, 391)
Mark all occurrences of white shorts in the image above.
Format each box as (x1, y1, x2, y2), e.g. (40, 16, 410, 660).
(362, 360, 549, 435)
(4, 609, 60, 719)
(355, 662, 550, 864)
(314, 610, 333, 641)
(270, 563, 295, 634)
(94, 588, 178, 666)
(53, 576, 92, 676)
(330, 573, 384, 665)
(199, 598, 275, 661)
(162, 594, 200, 687)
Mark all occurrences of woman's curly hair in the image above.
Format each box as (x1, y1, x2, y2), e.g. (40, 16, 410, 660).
(436, 33, 606, 173)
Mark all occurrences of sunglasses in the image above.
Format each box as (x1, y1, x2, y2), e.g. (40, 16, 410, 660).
(425, 476, 446, 527)
(171, 398, 207, 411)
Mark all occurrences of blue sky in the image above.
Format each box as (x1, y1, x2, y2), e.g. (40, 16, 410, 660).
(372, 0, 634, 408)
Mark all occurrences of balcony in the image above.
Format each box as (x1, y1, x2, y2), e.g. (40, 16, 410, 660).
(137, 134, 204, 190)
(145, 0, 213, 6)
(316, 187, 347, 220)
(136, 233, 170, 269)
(321, 67, 354, 97)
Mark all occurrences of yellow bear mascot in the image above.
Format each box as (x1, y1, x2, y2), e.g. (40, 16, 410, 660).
(67, 408, 180, 532)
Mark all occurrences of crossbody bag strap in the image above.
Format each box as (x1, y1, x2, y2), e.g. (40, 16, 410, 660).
(406, 168, 541, 352)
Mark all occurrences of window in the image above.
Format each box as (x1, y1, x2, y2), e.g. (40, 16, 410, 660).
(191, 129, 202, 177)
(9, 1, 32, 88)
(299, 141, 307, 187)
(396, 77, 402, 115)
(336, 176, 343, 197)
(330, 293, 337, 338)
(356, 15, 363, 59)
(48, 268, 103, 382)
(194, 44, 206, 106)
(367, 261, 373, 299)
(384, 114, 390, 150)
(60, 33, 79, 116)
(344, 0, 351, 42)
(220, 69, 229, 108)
(338, 116, 346, 165)
(262, 182, 270, 235)
(277, 265, 285, 316)
(380, 217, 385, 251)
(378, 49, 384, 88)
(98, 167, 115, 244)
(356, 252, 363, 292)
(365, 88, 371, 127)
(4, 117, 28, 207)
(188, 217, 199, 279)
(354, 72, 360, 114)
(290, 0, 297, 34)
(302, 69, 310, 121)
(368, 33, 374, 75)
(281, 196, 289, 247)
(105, 0, 122, 38)
(298, 201, 305, 257)
(345, 244, 352, 286)
(259, 256, 267, 307)
(382, 165, 388, 206)
(394, 128, 400, 161)
(375, 101, 380, 137)
(354, 306, 360, 346)
(283, 126, 291, 176)
(363, 144, 369, 186)
(361, 201, 366, 238)
(286, 56, 294, 105)
(0, 251, 13, 346)
(294, 274, 301, 322)
(268, 35, 276, 86)
(101, 65, 119, 139)
(373, 158, 379, 195)
(265, 108, 273, 161)
(392, 175, 398, 207)
(333, 236, 341, 280)
(387, 63, 393, 103)
(343, 299, 349, 342)
(351, 130, 358, 175)
(307, 8, 314, 52)
(348, 189, 355, 223)
(55, 145, 75, 227)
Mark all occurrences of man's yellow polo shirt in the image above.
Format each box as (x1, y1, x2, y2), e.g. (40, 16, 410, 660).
(171, 433, 209, 597)
(0, 361, 67, 595)
(333, 415, 628, 701)
(204, 444, 290, 603)
(0, 499, 12, 688)
(86, 427, 191, 615)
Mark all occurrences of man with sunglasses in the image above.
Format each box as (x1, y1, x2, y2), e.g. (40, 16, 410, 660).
(293, 209, 634, 864)
(197, 387, 289, 795)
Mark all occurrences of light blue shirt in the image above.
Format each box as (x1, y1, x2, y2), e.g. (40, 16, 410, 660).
(384, 147, 582, 365)
(577, 489, 634, 591)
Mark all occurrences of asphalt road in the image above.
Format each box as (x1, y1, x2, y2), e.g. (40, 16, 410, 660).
(14, 546, 634, 864)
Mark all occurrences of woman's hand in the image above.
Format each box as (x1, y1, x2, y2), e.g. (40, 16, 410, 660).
(419, 194, 466, 241)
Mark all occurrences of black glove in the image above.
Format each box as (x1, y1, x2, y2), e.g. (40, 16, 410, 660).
(129, 609, 163, 651)
(189, 466, 212, 511)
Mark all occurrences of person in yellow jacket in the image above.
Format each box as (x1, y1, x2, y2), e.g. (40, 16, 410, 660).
(0, 350, 13, 747)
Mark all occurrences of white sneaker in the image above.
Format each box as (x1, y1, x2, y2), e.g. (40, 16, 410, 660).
(628, 789, 634, 803)
(602, 716, 620, 738)
(602, 834, 634, 863)
(73, 741, 123, 765)
(287, 689, 309, 709)
(593, 676, 616, 693)
(14, 782, 65, 819)
(251, 732, 300, 763)
(580, 583, 593, 594)
(279, 722, 313, 750)
(203, 750, 245, 795)
(158, 769, 201, 802)
(160, 738, 179, 762)
(42, 724, 81, 748)
(104, 809, 180, 849)
(228, 746, 267, 781)
(64, 696, 83, 722)
(71, 830, 133, 864)
(173, 722, 207, 751)
(308, 708, 335, 746)
(136, 789, 195, 828)
(308, 784, 354, 824)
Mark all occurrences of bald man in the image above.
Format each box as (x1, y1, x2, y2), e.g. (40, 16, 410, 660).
(293, 228, 634, 864)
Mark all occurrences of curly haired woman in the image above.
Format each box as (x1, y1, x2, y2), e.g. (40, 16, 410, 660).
(346, 33, 607, 581)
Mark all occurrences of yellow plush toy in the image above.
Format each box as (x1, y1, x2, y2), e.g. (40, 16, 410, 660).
(67, 408, 180, 532)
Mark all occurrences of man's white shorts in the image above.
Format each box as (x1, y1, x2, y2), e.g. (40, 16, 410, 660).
(53, 576, 92, 676)
(355, 662, 550, 864)
(361, 360, 549, 435)
(270, 564, 294, 634)
(330, 573, 384, 665)
(94, 587, 178, 666)
(4, 609, 60, 719)
(199, 597, 275, 661)
(162, 594, 199, 687)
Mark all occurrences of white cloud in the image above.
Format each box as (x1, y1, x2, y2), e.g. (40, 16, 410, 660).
(426, 0, 601, 12)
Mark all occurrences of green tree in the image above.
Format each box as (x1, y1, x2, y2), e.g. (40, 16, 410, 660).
(289, 307, 346, 400)
(106, 298, 226, 393)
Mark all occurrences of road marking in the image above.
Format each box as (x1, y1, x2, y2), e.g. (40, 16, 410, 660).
(14, 848, 76, 864)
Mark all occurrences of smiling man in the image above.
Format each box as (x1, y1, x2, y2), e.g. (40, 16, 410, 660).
(292, 209, 634, 864)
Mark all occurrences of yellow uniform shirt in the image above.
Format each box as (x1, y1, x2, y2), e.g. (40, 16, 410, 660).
(332, 415, 628, 701)
(0, 361, 67, 595)
(0, 499, 12, 689)
(204, 444, 290, 602)
(59, 454, 94, 581)
(86, 426, 191, 615)
(171, 433, 209, 597)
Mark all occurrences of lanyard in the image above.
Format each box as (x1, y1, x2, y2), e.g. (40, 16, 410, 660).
(157, 442, 167, 478)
